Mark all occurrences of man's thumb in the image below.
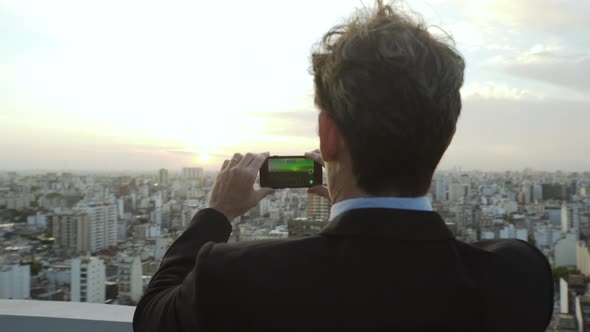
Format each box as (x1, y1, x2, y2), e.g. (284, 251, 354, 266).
(256, 187, 275, 200)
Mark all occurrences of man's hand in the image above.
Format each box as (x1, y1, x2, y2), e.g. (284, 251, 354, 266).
(209, 152, 275, 221)
(304, 149, 330, 201)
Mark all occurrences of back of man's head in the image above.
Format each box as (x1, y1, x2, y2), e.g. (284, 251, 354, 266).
(312, 0, 465, 197)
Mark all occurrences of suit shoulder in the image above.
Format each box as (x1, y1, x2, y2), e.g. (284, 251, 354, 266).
(460, 239, 554, 331)
(206, 235, 328, 262)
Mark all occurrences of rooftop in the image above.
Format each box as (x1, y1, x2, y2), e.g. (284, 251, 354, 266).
(0, 300, 134, 332)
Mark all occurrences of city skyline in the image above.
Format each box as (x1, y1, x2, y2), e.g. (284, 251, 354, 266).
(1, 0, 589, 171)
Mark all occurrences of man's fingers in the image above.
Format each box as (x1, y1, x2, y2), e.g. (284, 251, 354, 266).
(248, 152, 270, 171)
(305, 150, 324, 166)
(238, 153, 255, 167)
(221, 159, 230, 170)
(307, 185, 330, 200)
(228, 153, 243, 168)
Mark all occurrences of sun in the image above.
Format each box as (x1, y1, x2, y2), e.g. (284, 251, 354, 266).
(194, 154, 212, 164)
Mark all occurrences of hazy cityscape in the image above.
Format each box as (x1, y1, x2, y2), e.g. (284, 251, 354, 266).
(1, 0, 588, 330)
(0, 167, 588, 330)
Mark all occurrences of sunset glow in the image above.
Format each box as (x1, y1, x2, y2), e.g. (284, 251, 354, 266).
(1, 0, 589, 171)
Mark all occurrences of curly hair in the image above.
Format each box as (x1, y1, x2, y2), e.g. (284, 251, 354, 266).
(312, 0, 465, 196)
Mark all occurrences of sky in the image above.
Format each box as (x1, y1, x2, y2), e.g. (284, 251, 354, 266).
(0, 0, 589, 172)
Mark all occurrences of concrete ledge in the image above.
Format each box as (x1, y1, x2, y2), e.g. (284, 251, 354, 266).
(0, 300, 134, 332)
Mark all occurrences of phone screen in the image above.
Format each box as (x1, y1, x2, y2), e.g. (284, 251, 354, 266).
(260, 157, 322, 189)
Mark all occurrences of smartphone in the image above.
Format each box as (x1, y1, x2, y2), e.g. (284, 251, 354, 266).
(259, 156, 323, 189)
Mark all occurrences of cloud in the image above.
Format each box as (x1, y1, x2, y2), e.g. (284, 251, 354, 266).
(441, 97, 590, 171)
(483, 0, 590, 32)
(490, 45, 590, 93)
(462, 82, 544, 101)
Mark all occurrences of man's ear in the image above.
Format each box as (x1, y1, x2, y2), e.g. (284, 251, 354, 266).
(319, 111, 340, 162)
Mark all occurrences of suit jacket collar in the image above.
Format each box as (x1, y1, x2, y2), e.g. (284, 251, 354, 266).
(319, 208, 454, 241)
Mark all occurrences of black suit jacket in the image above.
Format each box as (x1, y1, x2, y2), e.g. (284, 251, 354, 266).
(133, 208, 553, 331)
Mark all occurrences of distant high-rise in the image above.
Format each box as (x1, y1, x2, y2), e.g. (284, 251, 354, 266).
(542, 183, 567, 201)
(158, 168, 169, 186)
(118, 256, 143, 304)
(449, 183, 468, 202)
(0, 264, 31, 299)
(435, 175, 447, 202)
(455, 203, 474, 229)
(182, 167, 203, 179)
(554, 233, 577, 267)
(259, 197, 271, 217)
(78, 203, 118, 252)
(306, 193, 331, 221)
(71, 257, 106, 303)
(561, 202, 580, 234)
(49, 211, 91, 253)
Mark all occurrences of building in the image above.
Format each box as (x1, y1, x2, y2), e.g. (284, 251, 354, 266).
(49, 211, 91, 253)
(546, 205, 563, 226)
(521, 182, 532, 205)
(532, 183, 543, 203)
(118, 256, 143, 304)
(501, 200, 518, 215)
(455, 204, 474, 229)
(460, 228, 477, 243)
(181, 200, 201, 227)
(498, 224, 528, 241)
(555, 232, 578, 267)
(181, 167, 203, 179)
(449, 183, 468, 202)
(158, 168, 169, 186)
(0, 264, 31, 299)
(575, 296, 590, 331)
(481, 230, 495, 240)
(79, 203, 118, 252)
(71, 257, 106, 304)
(577, 241, 590, 276)
(259, 197, 271, 217)
(26, 212, 47, 227)
(154, 237, 172, 263)
(542, 183, 567, 201)
(288, 218, 328, 238)
(435, 175, 446, 202)
(561, 202, 580, 234)
(306, 193, 331, 221)
(534, 224, 561, 249)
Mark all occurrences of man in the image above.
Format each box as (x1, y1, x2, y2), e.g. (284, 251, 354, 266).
(133, 1, 553, 331)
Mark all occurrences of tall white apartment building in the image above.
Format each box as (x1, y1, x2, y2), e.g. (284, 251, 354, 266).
(435, 175, 446, 202)
(561, 202, 580, 234)
(118, 256, 143, 304)
(71, 257, 106, 303)
(307, 193, 331, 221)
(0, 264, 31, 299)
(79, 203, 118, 252)
(259, 197, 271, 217)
